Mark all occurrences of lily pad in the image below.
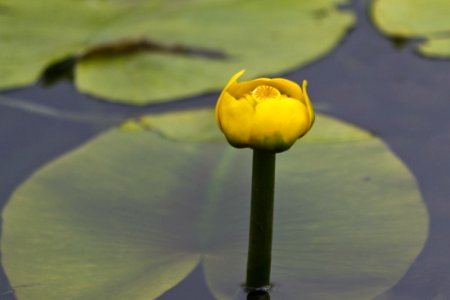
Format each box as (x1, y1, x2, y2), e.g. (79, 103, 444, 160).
(0, 0, 354, 104)
(371, 0, 450, 58)
(2, 109, 427, 299)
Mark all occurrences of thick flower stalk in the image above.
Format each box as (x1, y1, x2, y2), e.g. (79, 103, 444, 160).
(216, 70, 314, 153)
(215, 70, 315, 291)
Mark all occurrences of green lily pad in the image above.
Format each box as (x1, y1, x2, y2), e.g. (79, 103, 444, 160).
(0, 0, 354, 104)
(371, 0, 450, 58)
(2, 109, 428, 299)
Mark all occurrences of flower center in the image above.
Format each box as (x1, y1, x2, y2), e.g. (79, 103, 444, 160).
(252, 85, 281, 102)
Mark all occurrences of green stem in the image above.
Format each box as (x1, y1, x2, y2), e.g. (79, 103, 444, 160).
(246, 149, 276, 289)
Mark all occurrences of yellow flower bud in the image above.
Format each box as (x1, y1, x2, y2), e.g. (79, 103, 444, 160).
(215, 70, 315, 152)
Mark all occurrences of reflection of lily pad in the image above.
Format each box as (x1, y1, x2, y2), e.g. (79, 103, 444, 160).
(0, 0, 354, 104)
(2, 109, 427, 299)
(371, 0, 450, 58)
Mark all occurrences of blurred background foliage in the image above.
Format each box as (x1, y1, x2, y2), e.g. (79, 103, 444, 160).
(0, 0, 354, 104)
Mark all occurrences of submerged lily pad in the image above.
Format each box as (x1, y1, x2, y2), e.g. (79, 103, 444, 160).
(371, 0, 450, 58)
(2, 109, 427, 299)
(0, 0, 354, 104)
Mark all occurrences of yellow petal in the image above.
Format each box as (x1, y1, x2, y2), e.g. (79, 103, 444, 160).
(227, 78, 273, 98)
(269, 78, 303, 99)
(302, 80, 315, 128)
(215, 69, 246, 124)
(228, 77, 302, 100)
(215, 70, 315, 152)
(249, 97, 310, 152)
(217, 92, 254, 147)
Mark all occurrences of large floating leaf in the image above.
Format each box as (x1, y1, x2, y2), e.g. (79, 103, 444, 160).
(2, 109, 427, 299)
(0, 0, 354, 104)
(371, 0, 450, 58)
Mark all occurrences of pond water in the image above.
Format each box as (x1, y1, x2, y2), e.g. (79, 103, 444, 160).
(1, 0, 450, 299)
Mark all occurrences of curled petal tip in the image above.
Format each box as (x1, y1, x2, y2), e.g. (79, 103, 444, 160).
(237, 69, 246, 76)
(216, 70, 247, 124)
(302, 80, 315, 128)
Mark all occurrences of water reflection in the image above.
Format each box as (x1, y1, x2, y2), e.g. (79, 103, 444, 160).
(247, 290, 270, 300)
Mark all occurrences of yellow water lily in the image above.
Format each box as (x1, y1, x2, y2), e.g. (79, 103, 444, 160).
(216, 70, 315, 152)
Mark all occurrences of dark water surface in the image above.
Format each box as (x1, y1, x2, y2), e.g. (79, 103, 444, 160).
(1, 0, 450, 299)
